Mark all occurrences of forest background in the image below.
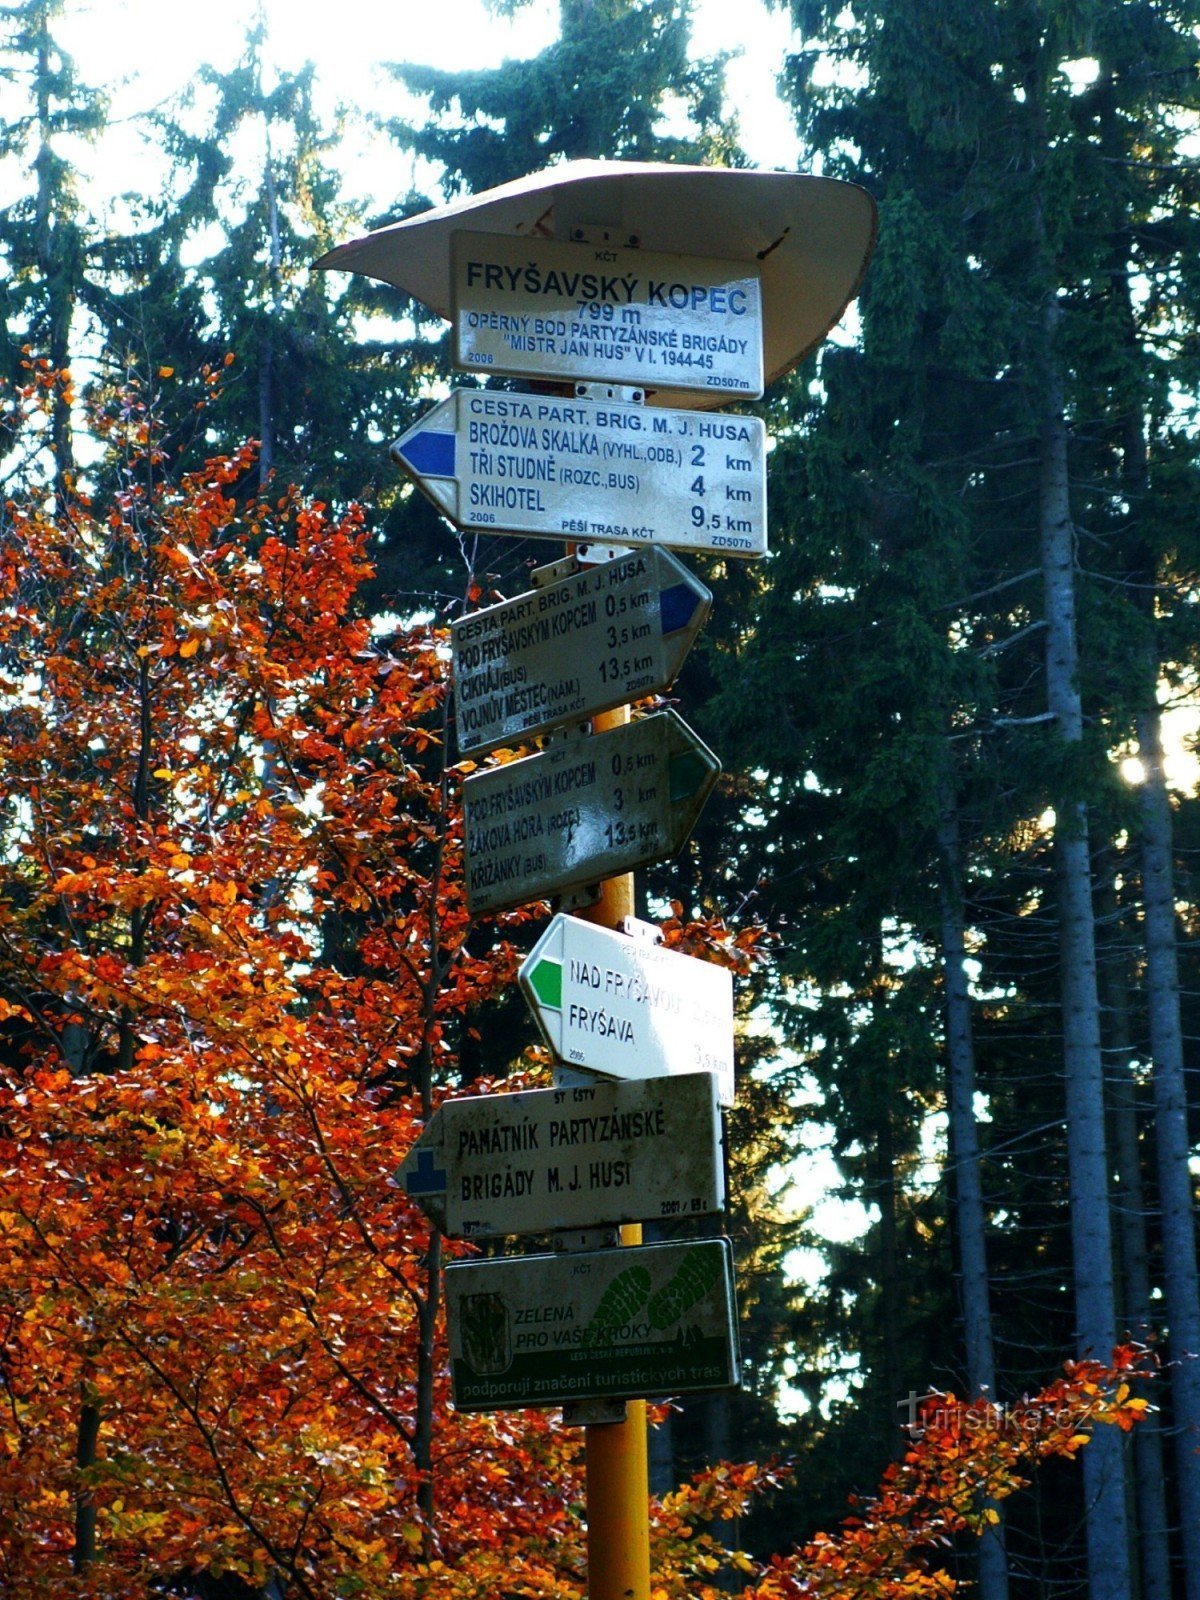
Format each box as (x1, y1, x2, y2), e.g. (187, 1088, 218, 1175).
(0, 1, 1198, 1599)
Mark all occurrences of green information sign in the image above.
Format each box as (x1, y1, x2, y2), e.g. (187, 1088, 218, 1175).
(444, 1238, 739, 1412)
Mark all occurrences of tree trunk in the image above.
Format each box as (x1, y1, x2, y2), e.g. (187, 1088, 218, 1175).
(1136, 702, 1200, 1599)
(1038, 295, 1131, 1600)
(257, 151, 281, 488)
(1106, 239, 1200, 1589)
(647, 1403, 675, 1497)
(33, 7, 75, 509)
(937, 776, 1009, 1600)
(72, 1384, 100, 1574)
(1096, 859, 1171, 1600)
(876, 1094, 901, 1436)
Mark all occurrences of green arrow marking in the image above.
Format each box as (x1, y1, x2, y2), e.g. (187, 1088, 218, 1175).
(527, 956, 562, 1012)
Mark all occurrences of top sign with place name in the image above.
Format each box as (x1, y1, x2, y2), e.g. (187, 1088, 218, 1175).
(452, 232, 764, 400)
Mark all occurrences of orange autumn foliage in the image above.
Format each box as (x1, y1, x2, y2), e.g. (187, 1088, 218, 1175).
(0, 370, 1150, 1599)
(0, 370, 563, 1598)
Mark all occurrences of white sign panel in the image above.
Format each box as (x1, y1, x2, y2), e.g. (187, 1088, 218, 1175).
(462, 710, 719, 917)
(450, 549, 711, 755)
(521, 914, 735, 1107)
(392, 390, 767, 557)
(398, 1073, 724, 1238)
(452, 232, 764, 400)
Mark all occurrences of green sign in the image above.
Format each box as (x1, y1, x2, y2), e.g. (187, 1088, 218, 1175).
(445, 1238, 739, 1412)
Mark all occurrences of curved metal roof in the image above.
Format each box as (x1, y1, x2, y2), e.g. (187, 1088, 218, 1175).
(314, 161, 876, 404)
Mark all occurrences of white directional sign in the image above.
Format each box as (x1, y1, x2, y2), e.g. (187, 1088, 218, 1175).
(451, 549, 711, 755)
(452, 232, 764, 399)
(392, 390, 767, 557)
(462, 710, 719, 918)
(398, 1073, 724, 1238)
(521, 914, 735, 1106)
(445, 1237, 739, 1411)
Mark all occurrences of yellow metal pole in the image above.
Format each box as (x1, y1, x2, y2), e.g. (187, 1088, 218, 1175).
(576, 700, 651, 1600)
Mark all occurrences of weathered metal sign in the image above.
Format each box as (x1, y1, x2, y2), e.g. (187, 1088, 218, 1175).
(445, 1237, 739, 1411)
(398, 1072, 724, 1239)
(391, 390, 767, 557)
(521, 914, 735, 1107)
(462, 710, 719, 917)
(451, 232, 764, 399)
(450, 549, 710, 756)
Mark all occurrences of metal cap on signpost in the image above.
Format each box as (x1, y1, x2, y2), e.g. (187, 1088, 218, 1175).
(317, 160, 875, 1600)
(315, 161, 876, 407)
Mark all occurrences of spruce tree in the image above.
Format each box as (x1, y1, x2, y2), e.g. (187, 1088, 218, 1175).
(121, 28, 388, 505)
(747, 0, 1200, 1594)
(0, 0, 106, 497)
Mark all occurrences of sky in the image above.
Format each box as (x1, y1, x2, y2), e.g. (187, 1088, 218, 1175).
(58, 0, 803, 220)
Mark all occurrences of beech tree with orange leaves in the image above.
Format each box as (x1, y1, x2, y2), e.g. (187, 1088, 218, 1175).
(0, 365, 564, 1597)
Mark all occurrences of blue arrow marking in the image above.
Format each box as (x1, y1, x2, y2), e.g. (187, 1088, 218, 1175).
(405, 1148, 448, 1196)
(660, 582, 699, 636)
(398, 429, 456, 480)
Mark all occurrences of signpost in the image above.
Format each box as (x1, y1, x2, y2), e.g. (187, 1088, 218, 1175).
(398, 1072, 724, 1238)
(317, 158, 875, 1600)
(392, 388, 767, 557)
(520, 914, 735, 1107)
(450, 548, 710, 755)
(444, 1238, 739, 1412)
(462, 709, 719, 917)
(452, 232, 763, 399)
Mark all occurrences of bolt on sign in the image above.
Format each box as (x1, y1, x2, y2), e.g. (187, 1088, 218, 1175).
(452, 232, 764, 400)
(461, 709, 719, 917)
(450, 548, 711, 756)
(445, 1237, 739, 1412)
(391, 389, 767, 557)
(398, 1072, 725, 1239)
(521, 913, 735, 1107)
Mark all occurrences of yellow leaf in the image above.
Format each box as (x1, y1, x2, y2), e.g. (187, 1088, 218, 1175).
(158, 366, 175, 379)
(984, 1507, 1000, 1525)
(153, 768, 173, 780)
(179, 637, 200, 659)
